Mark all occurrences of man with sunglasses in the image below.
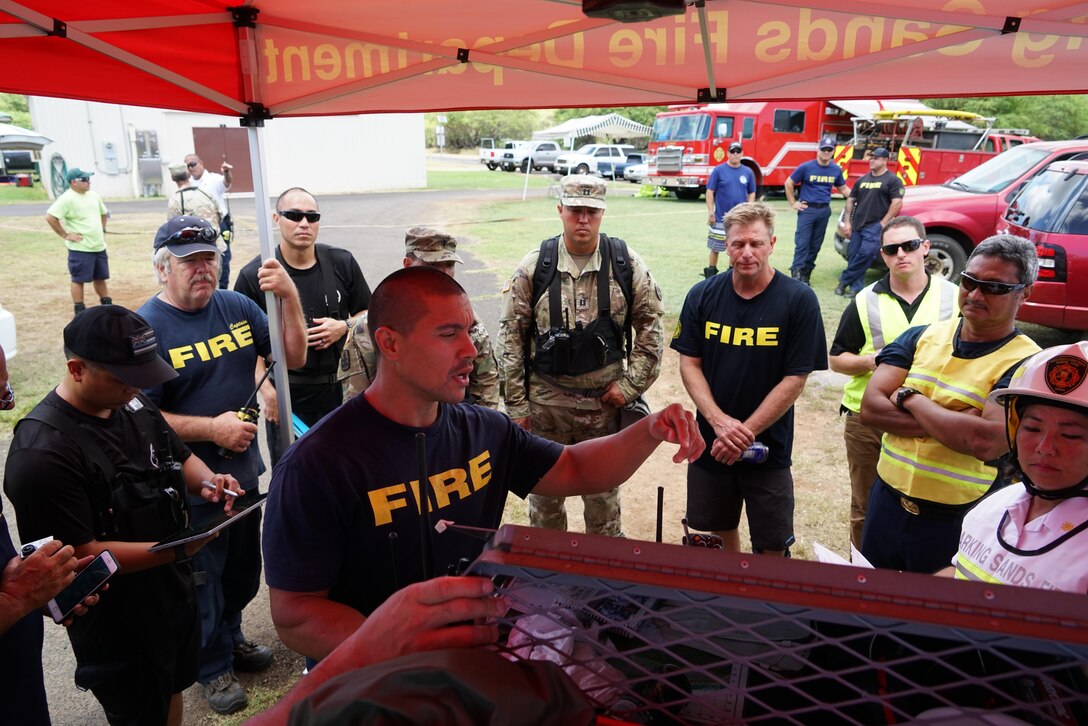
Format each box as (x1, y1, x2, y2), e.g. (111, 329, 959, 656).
(235, 187, 371, 466)
(785, 137, 849, 286)
(859, 234, 1040, 573)
(45, 167, 112, 316)
(704, 141, 756, 279)
(500, 175, 665, 538)
(184, 153, 233, 288)
(829, 217, 960, 549)
(138, 216, 307, 715)
(835, 147, 905, 298)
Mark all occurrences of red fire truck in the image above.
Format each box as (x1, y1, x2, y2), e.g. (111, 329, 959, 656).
(645, 101, 1037, 199)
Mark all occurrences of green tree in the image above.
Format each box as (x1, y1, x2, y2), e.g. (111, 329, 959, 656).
(0, 94, 31, 128)
(424, 110, 549, 150)
(551, 106, 664, 128)
(927, 95, 1088, 141)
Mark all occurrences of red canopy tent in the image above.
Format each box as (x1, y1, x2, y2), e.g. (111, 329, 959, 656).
(3, 0, 1086, 437)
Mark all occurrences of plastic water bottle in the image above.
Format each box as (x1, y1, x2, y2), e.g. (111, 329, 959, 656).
(740, 442, 769, 463)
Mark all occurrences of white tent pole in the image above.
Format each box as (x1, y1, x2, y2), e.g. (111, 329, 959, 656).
(694, 1, 718, 100)
(246, 123, 294, 453)
(521, 148, 533, 201)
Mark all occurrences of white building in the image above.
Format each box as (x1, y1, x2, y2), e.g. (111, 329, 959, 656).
(29, 97, 425, 200)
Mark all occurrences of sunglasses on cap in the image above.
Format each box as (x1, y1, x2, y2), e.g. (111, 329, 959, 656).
(278, 209, 321, 223)
(880, 238, 924, 256)
(168, 226, 218, 243)
(186, 161, 199, 168)
(959, 272, 1028, 296)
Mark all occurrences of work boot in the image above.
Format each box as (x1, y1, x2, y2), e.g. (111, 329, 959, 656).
(800, 270, 811, 286)
(202, 671, 248, 715)
(703, 266, 718, 279)
(232, 638, 274, 672)
(834, 283, 849, 297)
(790, 267, 802, 280)
(73, 302, 86, 316)
(100, 296, 112, 305)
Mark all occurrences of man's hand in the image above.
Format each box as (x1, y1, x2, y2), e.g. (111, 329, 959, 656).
(197, 473, 244, 510)
(221, 161, 233, 174)
(346, 577, 505, 665)
(308, 317, 349, 351)
(513, 416, 532, 432)
(708, 413, 754, 464)
(647, 403, 705, 463)
(256, 259, 299, 302)
(210, 411, 257, 452)
(64, 232, 83, 243)
(599, 382, 627, 408)
(259, 384, 278, 424)
(707, 212, 716, 225)
(1, 540, 78, 614)
(791, 201, 808, 211)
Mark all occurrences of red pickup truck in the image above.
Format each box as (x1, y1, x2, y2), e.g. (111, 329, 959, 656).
(834, 140, 1088, 280)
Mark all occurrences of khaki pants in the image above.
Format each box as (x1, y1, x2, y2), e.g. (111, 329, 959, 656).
(844, 413, 883, 549)
(526, 400, 623, 537)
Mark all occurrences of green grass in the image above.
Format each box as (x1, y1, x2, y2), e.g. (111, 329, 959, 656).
(0, 184, 48, 203)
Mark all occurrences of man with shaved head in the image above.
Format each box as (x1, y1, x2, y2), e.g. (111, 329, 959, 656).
(263, 266, 704, 663)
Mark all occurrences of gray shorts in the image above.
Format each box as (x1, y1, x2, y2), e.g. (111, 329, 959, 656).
(706, 222, 726, 252)
(685, 463, 794, 552)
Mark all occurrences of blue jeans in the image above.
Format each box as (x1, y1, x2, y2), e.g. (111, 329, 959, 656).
(790, 204, 832, 272)
(839, 222, 882, 293)
(860, 478, 964, 574)
(192, 480, 262, 683)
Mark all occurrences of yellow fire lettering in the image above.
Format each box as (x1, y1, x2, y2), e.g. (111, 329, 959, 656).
(207, 333, 239, 359)
(798, 9, 838, 62)
(609, 29, 642, 68)
(429, 468, 471, 508)
(469, 450, 492, 491)
(1012, 32, 1058, 68)
(313, 44, 342, 81)
(282, 45, 311, 83)
(755, 20, 791, 62)
(168, 345, 195, 370)
(369, 484, 410, 526)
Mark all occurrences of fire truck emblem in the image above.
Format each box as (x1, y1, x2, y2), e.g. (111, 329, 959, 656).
(896, 147, 921, 186)
(1044, 355, 1087, 395)
(713, 147, 725, 163)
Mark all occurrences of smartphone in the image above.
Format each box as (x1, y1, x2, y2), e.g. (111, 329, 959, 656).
(45, 550, 120, 624)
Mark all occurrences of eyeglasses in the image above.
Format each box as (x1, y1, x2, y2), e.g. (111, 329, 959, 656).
(819, 147, 834, 152)
(73, 177, 90, 183)
(728, 149, 743, 154)
(959, 272, 1028, 296)
(168, 226, 218, 243)
(186, 161, 199, 168)
(278, 209, 321, 223)
(880, 238, 925, 256)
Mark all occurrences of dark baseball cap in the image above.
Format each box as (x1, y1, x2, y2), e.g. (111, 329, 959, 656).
(871, 147, 891, 158)
(154, 215, 219, 257)
(819, 136, 836, 150)
(63, 306, 177, 388)
(728, 141, 743, 152)
(66, 168, 94, 182)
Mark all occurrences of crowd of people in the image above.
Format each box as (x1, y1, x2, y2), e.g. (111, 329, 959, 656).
(0, 162, 1084, 725)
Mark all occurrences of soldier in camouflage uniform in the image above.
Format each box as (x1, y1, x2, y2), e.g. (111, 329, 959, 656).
(338, 227, 500, 408)
(499, 175, 665, 537)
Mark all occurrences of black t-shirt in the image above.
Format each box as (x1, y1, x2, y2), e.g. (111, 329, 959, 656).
(235, 244, 370, 412)
(263, 394, 563, 617)
(3, 392, 196, 657)
(849, 171, 905, 228)
(671, 270, 828, 469)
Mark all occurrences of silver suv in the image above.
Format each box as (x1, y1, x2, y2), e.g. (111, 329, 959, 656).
(556, 144, 636, 177)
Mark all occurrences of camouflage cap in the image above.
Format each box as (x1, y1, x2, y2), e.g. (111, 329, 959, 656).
(167, 162, 189, 177)
(405, 227, 463, 264)
(560, 174, 607, 210)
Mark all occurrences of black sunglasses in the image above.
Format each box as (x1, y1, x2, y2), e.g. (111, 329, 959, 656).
(186, 161, 200, 168)
(278, 209, 321, 223)
(72, 176, 90, 182)
(168, 226, 218, 243)
(880, 238, 924, 256)
(959, 272, 1028, 296)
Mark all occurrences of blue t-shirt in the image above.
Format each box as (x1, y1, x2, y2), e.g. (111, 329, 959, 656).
(670, 270, 827, 469)
(263, 393, 563, 617)
(707, 163, 756, 221)
(138, 291, 271, 486)
(788, 160, 846, 205)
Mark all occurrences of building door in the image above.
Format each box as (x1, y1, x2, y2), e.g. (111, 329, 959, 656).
(193, 126, 252, 193)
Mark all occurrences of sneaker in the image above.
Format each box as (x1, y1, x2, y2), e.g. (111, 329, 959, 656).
(703, 266, 718, 279)
(834, 283, 849, 297)
(232, 638, 274, 672)
(202, 671, 248, 715)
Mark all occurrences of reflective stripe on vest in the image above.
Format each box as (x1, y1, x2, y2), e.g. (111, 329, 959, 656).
(953, 553, 1000, 583)
(839, 277, 959, 413)
(877, 318, 1040, 504)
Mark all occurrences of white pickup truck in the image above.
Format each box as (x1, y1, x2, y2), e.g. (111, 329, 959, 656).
(479, 138, 501, 170)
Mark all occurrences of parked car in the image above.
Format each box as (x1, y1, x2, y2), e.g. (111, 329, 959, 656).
(500, 140, 562, 172)
(624, 162, 648, 184)
(478, 137, 500, 170)
(556, 144, 636, 176)
(833, 140, 1088, 280)
(999, 160, 1088, 332)
(607, 152, 645, 181)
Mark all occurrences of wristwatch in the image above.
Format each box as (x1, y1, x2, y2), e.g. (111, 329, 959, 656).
(895, 386, 922, 410)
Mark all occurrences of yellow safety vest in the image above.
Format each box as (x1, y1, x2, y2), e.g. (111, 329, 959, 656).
(877, 318, 1039, 504)
(840, 277, 959, 413)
